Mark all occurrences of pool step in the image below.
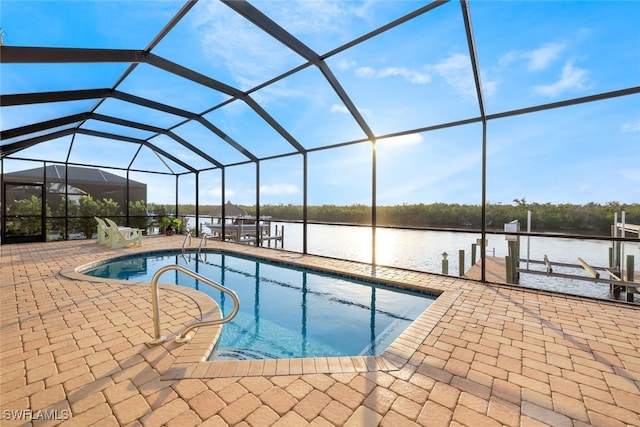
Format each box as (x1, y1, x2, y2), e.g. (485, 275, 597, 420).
(212, 347, 279, 360)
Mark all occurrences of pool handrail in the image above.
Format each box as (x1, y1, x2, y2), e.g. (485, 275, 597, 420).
(181, 231, 192, 253)
(198, 233, 207, 262)
(149, 264, 240, 345)
(198, 232, 207, 252)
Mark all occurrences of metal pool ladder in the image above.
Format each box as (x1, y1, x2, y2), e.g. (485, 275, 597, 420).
(181, 231, 192, 253)
(148, 264, 240, 345)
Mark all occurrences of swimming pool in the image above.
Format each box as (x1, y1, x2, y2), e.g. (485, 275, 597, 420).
(83, 250, 436, 360)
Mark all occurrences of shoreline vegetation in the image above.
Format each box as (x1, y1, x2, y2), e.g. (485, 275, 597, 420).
(160, 201, 640, 237)
(11, 198, 634, 239)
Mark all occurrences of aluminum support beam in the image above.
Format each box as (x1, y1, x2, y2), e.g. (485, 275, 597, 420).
(0, 46, 146, 63)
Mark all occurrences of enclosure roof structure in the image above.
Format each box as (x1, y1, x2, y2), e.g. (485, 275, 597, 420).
(1, 0, 639, 182)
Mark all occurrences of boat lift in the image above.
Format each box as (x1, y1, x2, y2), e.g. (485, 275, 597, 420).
(518, 212, 639, 302)
(483, 212, 640, 303)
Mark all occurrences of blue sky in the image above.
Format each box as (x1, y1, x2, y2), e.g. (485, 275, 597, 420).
(1, 0, 639, 206)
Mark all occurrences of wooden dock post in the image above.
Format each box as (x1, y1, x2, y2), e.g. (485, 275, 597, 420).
(441, 252, 449, 275)
(280, 226, 284, 248)
(504, 220, 520, 284)
(471, 243, 477, 265)
(506, 240, 520, 284)
(459, 250, 465, 277)
(626, 255, 635, 302)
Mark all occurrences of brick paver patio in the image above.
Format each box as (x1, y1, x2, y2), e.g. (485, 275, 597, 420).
(1, 237, 639, 426)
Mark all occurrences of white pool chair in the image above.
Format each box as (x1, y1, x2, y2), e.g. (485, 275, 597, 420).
(94, 217, 110, 245)
(104, 218, 143, 249)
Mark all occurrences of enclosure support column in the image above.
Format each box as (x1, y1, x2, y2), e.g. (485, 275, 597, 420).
(221, 168, 226, 240)
(64, 163, 69, 240)
(0, 159, 3, 242)
(480, 123, 488, 282)
(42, 162, 47, 241)
(175, 175, 179, 228)
(195, 172, 199, 238)
(372, 139, 377, 266)
(256, 161, 260, 246)
(303, 153, 308, 254)
(461, 0, 487, 282)
(65, 135, 75, 241)
(126, 170, 130, 226)
(626, 255, 635, 302)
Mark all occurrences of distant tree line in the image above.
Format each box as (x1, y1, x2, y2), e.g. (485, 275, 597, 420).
(7, 195, 637, 238)
(254, 201, 640, 235)
(149, 201, 640, 236)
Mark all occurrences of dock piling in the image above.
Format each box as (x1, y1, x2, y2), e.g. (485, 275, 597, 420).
(626, 255, 635, 302)
(441, 252, 449, 275)
(471, 243, 477, 265)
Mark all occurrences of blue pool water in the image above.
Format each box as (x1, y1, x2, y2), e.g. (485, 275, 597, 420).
(83, 251, 436, 360)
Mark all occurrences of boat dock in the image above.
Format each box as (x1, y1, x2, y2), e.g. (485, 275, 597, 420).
(464, 256, 507, 283)
(464, 256, 640, 302)
(617, 222, 640, 235)
(204, 218, 284, 248)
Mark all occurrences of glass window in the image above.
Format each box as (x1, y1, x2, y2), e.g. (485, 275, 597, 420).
(257, 1, 429, 55)
(129, 145, 190, 175)
(252, 66, 367, 149)
(471, 1, 640, 114)
(326, 1, 479, 136)
(1, 101, 97, 129)
(152, 0, 305, 91)
(116, 64, 228, 114)
(377, 124, 483, 210)
(1, 63, 129, 93)
(94, 98, 184, 130)
(146, 134, 217, 171)
(308, 143, 372, 211)
(67, 134, 139, 169)
(171, 120, 251, 166)
(486, 95, 640, 235)
(2, 135, 73, 163)
(205, 100, 298, 159)
(1, 0, 184, 49)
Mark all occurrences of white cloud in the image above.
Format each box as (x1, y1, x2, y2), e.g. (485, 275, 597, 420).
(429, 53, 475, 98)
(259, 1, 372, 39)
(621, 120, 640, 133)
(577, 184, 591, 193)
(207, 187, 224, 198)
(260, 183, 300, 195)
(618, 168, 640, 183)
(500, 41, 566, 71)
(481, 74, 498, 99)
(534, 60, 590, 97)
(193, 2, 300, 89)
(351, 53, 496, 97)
(336, 59, 358, 71)
(379, 67, 430, 84)
(525, 42, 566, 71)
(354, 65, 430, 84)
(355, 66, 376, 78)
(330, 104, 349, 114)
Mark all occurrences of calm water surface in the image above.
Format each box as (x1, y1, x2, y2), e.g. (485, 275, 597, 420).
(188, 218, 639, 301)
(84, 251, 435, 359)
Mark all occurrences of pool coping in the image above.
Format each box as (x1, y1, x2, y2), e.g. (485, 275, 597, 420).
(61, 247, 460, 380)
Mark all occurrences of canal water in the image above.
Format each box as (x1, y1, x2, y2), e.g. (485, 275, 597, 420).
(187, 217, 639, 301)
